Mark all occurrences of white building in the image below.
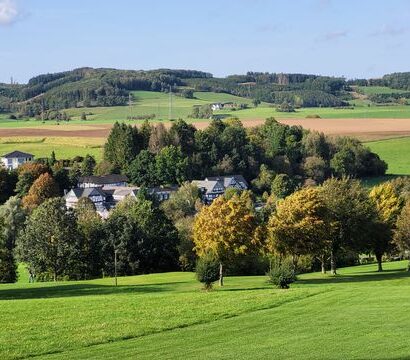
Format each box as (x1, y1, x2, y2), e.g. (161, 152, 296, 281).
(1, 151, 34, 170)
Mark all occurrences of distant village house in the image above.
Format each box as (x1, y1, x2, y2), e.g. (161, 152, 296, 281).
(1, 151, 34, 170)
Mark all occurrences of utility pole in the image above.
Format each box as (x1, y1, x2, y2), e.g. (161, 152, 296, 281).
(114, 248, 118, 287)
(41, 99, 45, 122)
(168, 85, 172, 120)
(128, 93, 132, 120)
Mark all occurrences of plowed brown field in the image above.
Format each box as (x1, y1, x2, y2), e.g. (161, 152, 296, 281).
(1, 118, 410, 141)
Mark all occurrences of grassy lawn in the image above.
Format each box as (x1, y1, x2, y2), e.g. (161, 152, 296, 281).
(0, 137, 104, 160)
(367, 137, 410, 175)
(1, 261, 410, 359)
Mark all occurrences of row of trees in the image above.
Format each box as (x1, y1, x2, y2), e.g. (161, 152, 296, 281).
(1, 176, 409, 284)
(192, 177, 410, 287)
(102, 118, 387, 191)
(0, 194, 180, 282)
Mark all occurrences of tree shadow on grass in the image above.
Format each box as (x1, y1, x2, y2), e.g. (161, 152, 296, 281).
(0, 281, 189, 300)
(297, 268, 410, 285)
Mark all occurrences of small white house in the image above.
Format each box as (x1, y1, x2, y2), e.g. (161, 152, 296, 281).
(211, 103, 223, 111)
(1, 151, 34, 170)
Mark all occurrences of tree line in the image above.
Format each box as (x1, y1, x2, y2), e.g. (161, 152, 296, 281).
(1, 175, 409, 287)
(103, 118, 387, 192)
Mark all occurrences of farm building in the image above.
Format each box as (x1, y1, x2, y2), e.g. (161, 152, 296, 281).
(1, 150, 34, 170)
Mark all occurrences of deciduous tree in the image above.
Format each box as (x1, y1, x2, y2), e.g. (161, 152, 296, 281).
(22, 173, 59, 211)
(267, 187, 330, 272)
(17, 198, 82, 281)
(193, 191, 258, 286)
(369, 182, 403, 271)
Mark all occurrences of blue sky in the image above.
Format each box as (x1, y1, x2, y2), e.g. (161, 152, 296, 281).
(0, 0, 410, 83)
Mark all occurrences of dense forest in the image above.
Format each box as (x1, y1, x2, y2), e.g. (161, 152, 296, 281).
(102, 118, 387, 193)
(2, 68, 410, 115)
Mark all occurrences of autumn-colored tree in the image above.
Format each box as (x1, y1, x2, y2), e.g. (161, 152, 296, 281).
(267, 187, 331, 272)
(369, 182, 404, 271)
(394, 200, 410, 269)
(193, 191, 259, 286)
(22, 173, 59, 211)
(15, 162, 49, 196)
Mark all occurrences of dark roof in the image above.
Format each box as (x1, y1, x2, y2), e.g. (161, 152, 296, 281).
(67, 187, 107, 199)
(192, 180, 224, 194)
(206, 175, 248, 188)
(1, 150, 34, 158)
(78, 174, 128, 185)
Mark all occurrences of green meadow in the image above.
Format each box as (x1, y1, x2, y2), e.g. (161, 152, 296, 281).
(355, 86, 408, 95)
(0, 137, 103, 160)
(1, 261, 410, 359)
(367, 137, 410, 175)
(2, 91, 410, 129)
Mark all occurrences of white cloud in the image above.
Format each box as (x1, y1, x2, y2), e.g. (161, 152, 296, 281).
(370, 24, 408, 37)
(318, 30, 348, 42)
(0, 0, 19, 26)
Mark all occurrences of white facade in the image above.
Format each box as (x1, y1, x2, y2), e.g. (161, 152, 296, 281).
(1, 151, 34, 170)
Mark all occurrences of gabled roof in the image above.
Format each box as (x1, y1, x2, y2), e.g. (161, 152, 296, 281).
(66, 187, 106, 199)
(206, 175, 248, 188)
(78, 174, 128, 185)
(1, 150, 34, 159)
(192, 180, 225, 194)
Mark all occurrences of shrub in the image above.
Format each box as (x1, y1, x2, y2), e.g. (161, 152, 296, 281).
(196, 254, 220, 290)
(276, 102, 295, 113)
(267, 258, 296, 289)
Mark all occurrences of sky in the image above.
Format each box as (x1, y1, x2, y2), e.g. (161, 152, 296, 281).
(0, 0, 410, 83)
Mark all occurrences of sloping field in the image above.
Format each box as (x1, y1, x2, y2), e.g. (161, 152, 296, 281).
(367, 137, 410, 175)
(1, 261, 410, 359)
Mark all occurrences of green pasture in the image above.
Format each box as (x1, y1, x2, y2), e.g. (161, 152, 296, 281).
(2, 91, 410, 130)
(216, 104, 410, 120)
(1, 261, 410, 359)
(355, 86, 407, 95)
(367, 137, 410, 175)
(0, 137, 104, 160)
